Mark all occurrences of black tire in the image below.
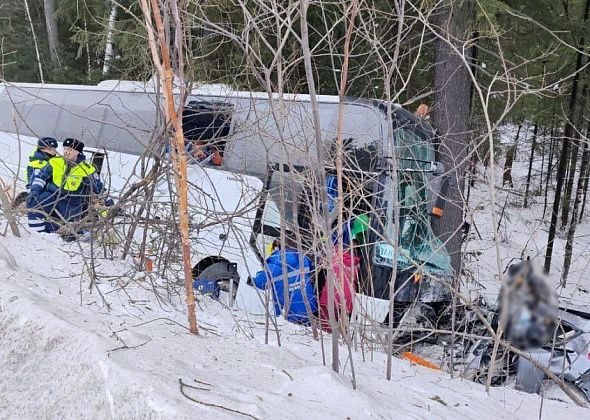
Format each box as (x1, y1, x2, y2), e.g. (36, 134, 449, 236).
(195, 262, 240, 299)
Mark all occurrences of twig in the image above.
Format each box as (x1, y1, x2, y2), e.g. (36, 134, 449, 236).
(178, 379, 259, 420)
(180, 380, 210, 392)
(131, 317, 220, 336)
(281, 369, 294, 381)
(194, 378, 213, 387)
(107, 339, 152, 353)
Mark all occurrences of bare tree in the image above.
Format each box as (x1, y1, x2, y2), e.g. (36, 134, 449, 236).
(139, 0, 198, 334)
(523, 123, 538, 208)
(544, 0, 590, 273)
(23, 0, 44, 82)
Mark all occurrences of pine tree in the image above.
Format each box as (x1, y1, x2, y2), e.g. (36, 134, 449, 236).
(431, 0, 476, 276)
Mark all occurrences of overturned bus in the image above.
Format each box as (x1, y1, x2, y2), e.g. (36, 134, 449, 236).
(0, 80, 453, 321)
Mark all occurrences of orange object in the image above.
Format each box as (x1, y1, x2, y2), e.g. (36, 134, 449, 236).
(146, 258, 153, 272)
(402, 352, 441, 370)
(413, 272, 422, 284)
(211, 152, 223, 166)
(432, 207, 443, 217)
(415, 104, 429, 117)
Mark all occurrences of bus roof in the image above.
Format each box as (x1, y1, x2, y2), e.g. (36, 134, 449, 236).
(2, 80, 402, 108)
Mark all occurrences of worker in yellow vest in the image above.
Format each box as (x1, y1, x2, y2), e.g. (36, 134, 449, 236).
(25, 137, 58, 189)
(27, 138, 103, 234)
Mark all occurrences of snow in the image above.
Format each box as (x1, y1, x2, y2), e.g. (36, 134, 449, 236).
(0, 232, 587, 419)
(2, 127, 590, 418)
(464, 124, 590, 313)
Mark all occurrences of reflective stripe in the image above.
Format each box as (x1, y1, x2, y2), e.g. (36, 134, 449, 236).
(28, 219, 46, 232)
(32, 178, 46, 188)
(49, 157, 96, 192)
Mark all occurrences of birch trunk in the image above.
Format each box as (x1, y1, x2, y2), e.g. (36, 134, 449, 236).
(102, 1, 118, 75)
(24, 0, 44, 83)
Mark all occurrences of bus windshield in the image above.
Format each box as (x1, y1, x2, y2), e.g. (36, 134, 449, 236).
(373, 122, 452, 277)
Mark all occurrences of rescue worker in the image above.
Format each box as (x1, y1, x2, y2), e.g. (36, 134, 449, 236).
(319, 214, 369, 332)
(25, 137, 58, 189)
(28, 138, 103, 234)
(253, 239, 318, 325)
(24, 137, 58, 231)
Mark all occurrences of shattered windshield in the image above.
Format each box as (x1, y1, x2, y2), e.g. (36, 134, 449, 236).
(374, 124, 452, 277)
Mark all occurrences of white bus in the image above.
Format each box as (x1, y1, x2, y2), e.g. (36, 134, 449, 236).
(0, 81, 454, 322)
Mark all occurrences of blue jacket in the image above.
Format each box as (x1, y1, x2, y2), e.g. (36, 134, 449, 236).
(253, 249, 317, 324)
(25, 149, 54, 189)
(28, 154, 103, 221)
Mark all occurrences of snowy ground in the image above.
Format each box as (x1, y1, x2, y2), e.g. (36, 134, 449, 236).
(2, 128, 590, 418)
(464, 124, 590, 311)
(1, 233, 587, 419)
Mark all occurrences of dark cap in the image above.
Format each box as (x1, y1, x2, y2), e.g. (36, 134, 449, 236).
(37, 136, 58, 149)
(63, 138, 84, 153)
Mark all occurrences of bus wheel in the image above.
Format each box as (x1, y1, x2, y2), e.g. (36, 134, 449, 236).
(195, 262, 239, 301)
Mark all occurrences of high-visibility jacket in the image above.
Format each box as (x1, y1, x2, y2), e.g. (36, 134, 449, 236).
(47, 157, 97, 191)
(25, 148, 53, 188)
(28, 154, 103, 221)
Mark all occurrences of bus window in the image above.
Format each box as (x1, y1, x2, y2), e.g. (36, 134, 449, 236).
(182, 101, 233, 160)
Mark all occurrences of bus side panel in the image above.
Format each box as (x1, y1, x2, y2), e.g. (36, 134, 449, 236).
(0, 85, 62, 139)
(222, 98, 337, 178)
(0, 85, 157, 156)
(101, 91, 161, 155)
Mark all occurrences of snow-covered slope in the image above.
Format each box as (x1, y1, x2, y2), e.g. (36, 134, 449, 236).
(464, 125, 590, 312)
(0, 233, 587, 419)
(2, 127, 590, 418)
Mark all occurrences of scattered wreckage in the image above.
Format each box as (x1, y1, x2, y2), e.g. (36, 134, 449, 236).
(392, 260, 590, 404)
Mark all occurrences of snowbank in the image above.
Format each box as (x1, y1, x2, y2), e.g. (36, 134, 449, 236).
(0, 233, 586, 419)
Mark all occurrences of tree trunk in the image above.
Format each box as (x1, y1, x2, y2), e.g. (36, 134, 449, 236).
(544, 0, 590, 273)
(502, 123, 521, 188)
(562, 140, 590, 285)
(580, 121, 590, 220)
(561, 84, 589, 227)
(43, 0, 59, 63)
(539, 126, 546, 194)
(469, 154, 477, 187)
(102, 1, 118, 75)
(542, 127, 556, 219)
(524, 123, 538, 207)
(580, 158, 590, 221)
(24, 0, 44, 83)
(546, 133, 574, 273)
(139, 0, 198, 334)
(431, 0, 475, 275)
(299, 0, 339, 373)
